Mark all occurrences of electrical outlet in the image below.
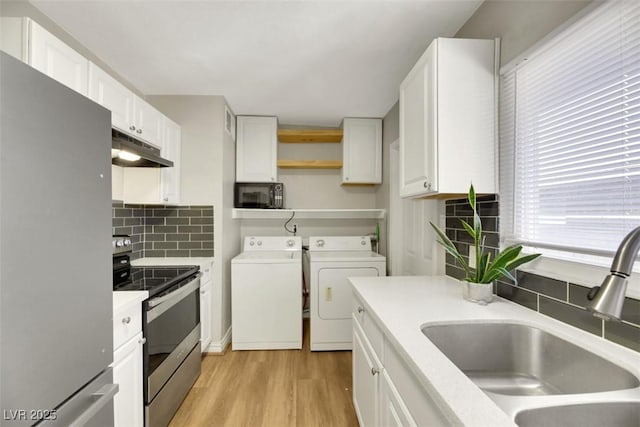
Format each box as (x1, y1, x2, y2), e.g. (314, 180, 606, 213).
(469, 246, 476, 269)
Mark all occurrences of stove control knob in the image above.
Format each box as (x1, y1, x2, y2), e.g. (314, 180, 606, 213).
(115, 239, 125, 247)
(287, 239, 295, 247)
(361, 240, 367, 246)
(316, 239, 325, 248)
(124, 239, 132, 246)
(257, 241, 262, 246)
(250, 241, 255, 246)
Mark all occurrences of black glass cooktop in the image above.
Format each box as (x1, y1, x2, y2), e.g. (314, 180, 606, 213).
(114, 265, 199, 297)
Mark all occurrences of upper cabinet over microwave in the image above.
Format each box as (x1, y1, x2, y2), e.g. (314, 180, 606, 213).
(236, 116, 278, 183)
(399, 37, 497, 199)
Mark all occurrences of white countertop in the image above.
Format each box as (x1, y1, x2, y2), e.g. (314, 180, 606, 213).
(349, 275, 640, 427)
(113, 290, 148, 313)
(131, 257, 214, 267)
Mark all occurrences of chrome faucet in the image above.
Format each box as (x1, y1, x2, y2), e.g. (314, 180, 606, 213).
(587, 226, 640, 321)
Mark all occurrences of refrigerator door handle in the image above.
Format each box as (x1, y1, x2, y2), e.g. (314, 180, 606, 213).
(67, 384, 119, 427)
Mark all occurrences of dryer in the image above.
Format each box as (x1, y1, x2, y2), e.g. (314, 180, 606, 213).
(231, 236, 302, 350)
(304, 236, 386, 351)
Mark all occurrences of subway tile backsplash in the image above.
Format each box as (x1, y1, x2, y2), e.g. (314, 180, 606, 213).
(112, 202, 214, 259)
(444, 196, 640, 353)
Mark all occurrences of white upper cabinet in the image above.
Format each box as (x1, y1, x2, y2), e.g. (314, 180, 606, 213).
(342, 118, 382, 184)
(2, 18, 90, 96)
(89, 62, 164, 148)
(88, 62, 134, 133)
(161, 118, 181, 204)
(133, 96, 164, 148)
(236, 116, 278, 183)
(399, 37, 496, 198)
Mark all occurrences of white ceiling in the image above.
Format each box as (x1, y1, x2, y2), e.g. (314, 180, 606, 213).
(31, 0, 482, 126)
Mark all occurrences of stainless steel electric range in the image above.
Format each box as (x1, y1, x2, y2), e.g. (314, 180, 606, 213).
(112, 235, 201, 427)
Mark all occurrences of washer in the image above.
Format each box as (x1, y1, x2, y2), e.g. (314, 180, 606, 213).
(304, 236, 386, 351)
(231, 236, 302, 350)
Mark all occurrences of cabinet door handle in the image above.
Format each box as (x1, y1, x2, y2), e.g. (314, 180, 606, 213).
(423, 181, 428, 188)
(357, 306, 364, 313)
(138, 337, 146, 345)
(129, 125, 136, 131)
(371, 367, 380, 376)
(121, 316, 131, 324)
(136, 129, 143, 134)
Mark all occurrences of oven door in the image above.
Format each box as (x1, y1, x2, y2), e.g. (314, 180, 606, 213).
(143, 274, 201, 403)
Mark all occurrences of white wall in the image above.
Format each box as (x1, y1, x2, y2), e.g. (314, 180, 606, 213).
(277, 137, 378, 209)
(148, 95, 239, 351)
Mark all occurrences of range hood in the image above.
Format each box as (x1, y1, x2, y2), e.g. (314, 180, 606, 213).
(111, 129, 173, 168)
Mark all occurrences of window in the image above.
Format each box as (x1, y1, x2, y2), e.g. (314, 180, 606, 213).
(500, 0, 640, 267)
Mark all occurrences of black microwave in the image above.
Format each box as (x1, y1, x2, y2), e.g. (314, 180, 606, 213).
(234, 182, 284, 209)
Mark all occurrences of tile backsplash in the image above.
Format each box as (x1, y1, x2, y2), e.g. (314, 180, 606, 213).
(444, 196, 640, 353)
(444, 194, 500, 280)
(112, 202, 214, 259)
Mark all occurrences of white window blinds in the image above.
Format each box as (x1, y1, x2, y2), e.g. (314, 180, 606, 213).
(500, 0, 640, 259)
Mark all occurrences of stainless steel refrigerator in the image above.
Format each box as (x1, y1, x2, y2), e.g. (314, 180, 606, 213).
(0, 52, 116, 426)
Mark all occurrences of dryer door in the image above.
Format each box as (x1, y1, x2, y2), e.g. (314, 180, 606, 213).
(318, 267, 379, 320)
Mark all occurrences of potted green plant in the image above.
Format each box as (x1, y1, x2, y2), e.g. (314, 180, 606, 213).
(429, 184, 541, 304)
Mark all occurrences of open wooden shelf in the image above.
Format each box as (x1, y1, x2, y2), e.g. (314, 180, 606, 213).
(277, 160, 343, 169)
(277, 128, 343, 143)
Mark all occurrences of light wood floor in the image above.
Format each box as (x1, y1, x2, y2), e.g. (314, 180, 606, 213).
(169, 320, 359, 427)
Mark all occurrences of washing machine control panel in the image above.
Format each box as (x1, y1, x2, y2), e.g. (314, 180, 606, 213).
(309, 236, 373, 251)
(244, 236, 302, 251)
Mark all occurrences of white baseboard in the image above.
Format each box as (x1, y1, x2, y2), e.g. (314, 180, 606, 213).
(205, 326, 232, 353)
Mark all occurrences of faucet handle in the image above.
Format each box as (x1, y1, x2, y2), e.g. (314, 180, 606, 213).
(587, 286, 600, 301)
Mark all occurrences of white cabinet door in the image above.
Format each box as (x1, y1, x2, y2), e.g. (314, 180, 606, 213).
(342, 118, 382, 184)
(200, 282, 212, 353)
(113, 332, 144, 427)
(88, 62, 134, 133)
(380, 371, 417, 427)
(236, 116, 278, 182)
(28, 20, 88, 96)
(353, 321, 381, 427)
(133, 96, 164, 147)
(161, 118, 181, 204)
(399, 41, 437, 198)
(399, 38, 496, 198)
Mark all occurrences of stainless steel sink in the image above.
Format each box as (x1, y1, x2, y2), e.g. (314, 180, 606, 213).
(421, 322, 639, 396)
(515, 402, 640, 427)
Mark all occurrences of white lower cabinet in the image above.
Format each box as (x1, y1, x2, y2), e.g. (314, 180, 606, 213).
(353, 294, 446, 427)
(200, 281, 212, 353)
(113, 332, 144, 427)
(380, 371, 417, 427)
(353, 322, 381, 427)
(112, 296, 145, 427)
(199, 260, 213, 353)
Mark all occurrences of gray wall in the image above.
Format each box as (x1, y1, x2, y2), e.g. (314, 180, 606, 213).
(455, 0, 593, 66)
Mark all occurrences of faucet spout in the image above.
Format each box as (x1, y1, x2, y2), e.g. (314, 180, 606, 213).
(587, 226, 640, 321)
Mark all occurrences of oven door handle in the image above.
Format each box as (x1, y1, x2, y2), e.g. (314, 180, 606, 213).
(148, 273, 201, 312)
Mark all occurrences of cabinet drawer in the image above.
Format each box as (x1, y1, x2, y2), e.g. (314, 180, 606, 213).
(113, 302, 142, 350)
(352, 293, 384, 360)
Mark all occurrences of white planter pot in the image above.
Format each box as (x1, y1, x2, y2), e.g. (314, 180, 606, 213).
(462, 281, 493, 305)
